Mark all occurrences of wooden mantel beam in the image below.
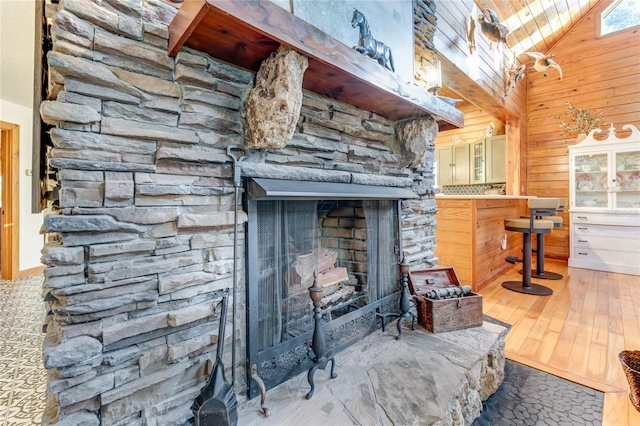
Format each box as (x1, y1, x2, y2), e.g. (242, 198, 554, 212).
(168, 0, 464, 129)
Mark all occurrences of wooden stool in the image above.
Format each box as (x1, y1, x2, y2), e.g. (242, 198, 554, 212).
(503, 199, 557, 296)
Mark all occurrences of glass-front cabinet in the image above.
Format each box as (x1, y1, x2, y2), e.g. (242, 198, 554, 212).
(568, 124, 640, 276)
(470, 140, 484, 184)
(570, 139, 640, 211)
(615, 150, 640, 209)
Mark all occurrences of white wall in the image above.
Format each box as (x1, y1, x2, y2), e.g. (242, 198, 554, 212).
(0, 99, 45, 271)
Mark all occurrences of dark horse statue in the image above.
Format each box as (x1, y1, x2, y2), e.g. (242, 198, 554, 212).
(351, 9, 395, 72)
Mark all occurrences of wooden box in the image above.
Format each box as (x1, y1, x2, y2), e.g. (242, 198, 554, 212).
(408, 267, 483, 333)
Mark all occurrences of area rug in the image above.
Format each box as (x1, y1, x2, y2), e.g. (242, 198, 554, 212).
(473, 359, 604, 425)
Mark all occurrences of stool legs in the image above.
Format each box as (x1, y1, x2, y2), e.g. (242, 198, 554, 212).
(529, 233, 563, 280)
(503, 232, 553, 296)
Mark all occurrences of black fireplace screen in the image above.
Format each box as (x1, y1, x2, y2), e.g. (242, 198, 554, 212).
(245, 179, 408, 398)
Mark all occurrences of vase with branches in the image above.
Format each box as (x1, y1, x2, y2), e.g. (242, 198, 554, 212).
(555, 101, 606, 137)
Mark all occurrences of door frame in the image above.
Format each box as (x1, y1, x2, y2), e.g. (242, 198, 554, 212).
(0, 121, 20, 280)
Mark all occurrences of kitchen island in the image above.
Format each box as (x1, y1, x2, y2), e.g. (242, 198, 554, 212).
(435, 195, 535, 291)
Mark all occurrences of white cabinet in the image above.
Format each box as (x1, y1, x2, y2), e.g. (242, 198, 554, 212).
(436, 144, 469, 186)
(486, 135, 506, 183)
(470, 140, 485, 184)
(459, 136, 508, 186)
(568, 124, 640, 275)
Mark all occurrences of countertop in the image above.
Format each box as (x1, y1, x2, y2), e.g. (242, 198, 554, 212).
(435, 195, 536, 200)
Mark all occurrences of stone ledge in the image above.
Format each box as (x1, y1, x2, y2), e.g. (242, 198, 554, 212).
(238, 321, 507, 426)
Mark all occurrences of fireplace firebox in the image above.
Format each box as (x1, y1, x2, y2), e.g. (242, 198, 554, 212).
(245, 178, 417, 397)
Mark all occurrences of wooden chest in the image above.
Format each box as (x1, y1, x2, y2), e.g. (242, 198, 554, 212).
(408, 267, 483, 333)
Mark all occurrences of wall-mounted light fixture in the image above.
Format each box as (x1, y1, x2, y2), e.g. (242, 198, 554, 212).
(426, 59, 442, 96)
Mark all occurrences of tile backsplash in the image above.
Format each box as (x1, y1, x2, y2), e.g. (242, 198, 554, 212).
(441, 183, 506, 195)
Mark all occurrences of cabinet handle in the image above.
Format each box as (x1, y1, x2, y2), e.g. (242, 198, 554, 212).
(578, 252, 588, 255)
(578, 240, 588, 242)
(578, 227, 588, 230)
(577, 216, 588, 219)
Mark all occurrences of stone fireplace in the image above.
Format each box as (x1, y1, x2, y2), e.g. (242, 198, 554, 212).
(244, 179, 415, 397)
(38, 1, 450, 425)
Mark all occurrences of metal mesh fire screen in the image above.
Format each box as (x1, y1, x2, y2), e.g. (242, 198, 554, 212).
(246, 197, 401, 397)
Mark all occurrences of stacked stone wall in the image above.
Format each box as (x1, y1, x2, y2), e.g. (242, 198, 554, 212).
(39, 0, 439, 424)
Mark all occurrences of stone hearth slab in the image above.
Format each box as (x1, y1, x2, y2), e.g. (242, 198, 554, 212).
(238, 321, 508, 426)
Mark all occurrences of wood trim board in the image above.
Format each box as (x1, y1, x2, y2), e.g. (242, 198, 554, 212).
(167, 0, 464, 128)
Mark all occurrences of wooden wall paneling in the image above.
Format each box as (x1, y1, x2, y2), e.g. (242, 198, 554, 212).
(427, 0, 531, 196)
(526, 1, 640, 260)
(552, 1, 575, 34)
(434, 104, 506, 147)
(435, 198, 530, 291)
(528, 1, 556, 51)
(497, 0, 533, 54)
(435, 0, 516, 104)
(480, 0, 525, 49)
(474, 198, 528, 290)
(539, 2, 564, 49)
(435, 199, 474, 285)
(506, 119, 523, 194)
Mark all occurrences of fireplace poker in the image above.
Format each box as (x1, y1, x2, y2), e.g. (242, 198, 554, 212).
(226, 145, 245, 387)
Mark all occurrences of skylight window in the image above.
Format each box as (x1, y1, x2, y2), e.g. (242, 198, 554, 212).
(601, 0, 640, 36)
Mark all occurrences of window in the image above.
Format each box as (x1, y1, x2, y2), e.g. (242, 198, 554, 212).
(600, 0, 640, 36)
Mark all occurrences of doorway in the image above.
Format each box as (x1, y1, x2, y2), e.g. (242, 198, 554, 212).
(0, 121, 20, 280)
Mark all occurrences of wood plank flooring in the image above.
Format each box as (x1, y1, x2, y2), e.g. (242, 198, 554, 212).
(479, 259, 640, 425)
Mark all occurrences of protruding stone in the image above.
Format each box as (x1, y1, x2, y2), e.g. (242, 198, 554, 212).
(158, 271, 214, 295)
(104, 172, 134, 207)
(207, 58, 254, 84)
(243, 46, 308, 149)
(167, 301, 214, 327)
(70, 206, 178, 226)
(177, 212, 247, 229)
(393, 116, 438, 168)
(174, 63, 215, 88)
(41, 244, 85, 265)
(47, 51, 148, 101)
(58, 373, 115, 408)
(49, 369, 99, 394)
(110, 67, 180, 97)
(62, 0, 141, 39)
(89, 240, 156, 259)
(53, 411, 100, 426)
(103, 102, 178, 127)
(44, 336, 102, 369)
(182, 85, 241, 110)
(40, 100, 101, 126)
(94, 28, 173, 70)
(155, 146, 229, 164)
(53, 9, 95, 42)
(101, 117, 199, 144)
(102, 311, 168, 346)
(44, 214, 147, 233)
(60, 181, 104, 208)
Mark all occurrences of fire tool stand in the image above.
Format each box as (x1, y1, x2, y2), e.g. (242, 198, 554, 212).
(376, 257, 416, 340)
(306, 273, 337, 400)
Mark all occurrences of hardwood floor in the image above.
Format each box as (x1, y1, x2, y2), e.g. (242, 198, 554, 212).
(479, 259, 640, 425)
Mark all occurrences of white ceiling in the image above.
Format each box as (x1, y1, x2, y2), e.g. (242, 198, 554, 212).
(0, 0, 36, 109)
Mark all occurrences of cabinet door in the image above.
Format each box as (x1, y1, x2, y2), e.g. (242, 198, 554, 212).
(470, 141, 485, 184)
(613, 149, 640, 209)
(436, 146, 453, 186)
(486, 135, 506, 183)
(573, 152, 609, 209)
(452, 144, 470, 185)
